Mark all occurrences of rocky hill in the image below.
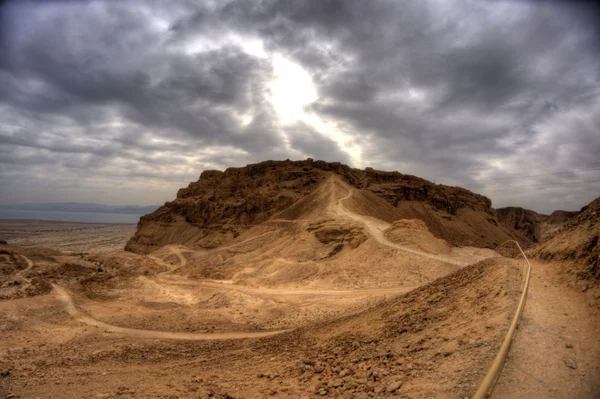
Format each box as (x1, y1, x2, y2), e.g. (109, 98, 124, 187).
(496, 207, 578, 243)
(125, 159, 524, 253)
(547, 209, 580, 225)
(530, 196, 600, 285)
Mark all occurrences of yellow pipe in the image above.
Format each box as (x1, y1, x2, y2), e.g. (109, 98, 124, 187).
(473, 240, 532, 399)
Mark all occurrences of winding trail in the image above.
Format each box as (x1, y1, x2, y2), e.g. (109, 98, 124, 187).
(16, 254, 34, 283)
(336, 186, 469, 266)
(169, 247, 188, 268)
(492, 261, 600, 398)
(146, 245, 191, 276)
(156, 275, 417, 297)
(51, 284, 291, 340)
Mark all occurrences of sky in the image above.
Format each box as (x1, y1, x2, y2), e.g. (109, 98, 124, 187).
(1, 0, 599, 214)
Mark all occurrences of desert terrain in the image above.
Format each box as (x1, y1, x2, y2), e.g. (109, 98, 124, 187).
(0, 220, 136, 253)
(1, 160, 598, 398)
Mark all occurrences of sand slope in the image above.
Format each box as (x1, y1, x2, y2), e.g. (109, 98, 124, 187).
(0, 248, 523, 398)
(529, 195, 599, 291)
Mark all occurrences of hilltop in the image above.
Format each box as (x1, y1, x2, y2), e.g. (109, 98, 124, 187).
(126, 159, 523, 254)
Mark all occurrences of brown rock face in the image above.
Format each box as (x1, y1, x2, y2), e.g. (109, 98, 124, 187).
(496, 207, 547, 243)
(496, 207, 579, 243)
(383, 219, 451, 255)
(547, 210, 579, 225)
(126, 160, 334, 253)
(308, 220, 368, 249)
(362, 168, 493, 215)
(125, 159, 525, 253)
(530, 196, 600, 283)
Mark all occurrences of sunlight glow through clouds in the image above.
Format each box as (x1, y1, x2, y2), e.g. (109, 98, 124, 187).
(182, 34, 268, 58)
(180, 32, 363, 165)
(269, 54, 317, 124)
(268, 54, 364, 166)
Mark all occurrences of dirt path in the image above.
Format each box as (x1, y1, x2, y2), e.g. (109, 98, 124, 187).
(336, 186, 468, 266)
(15, 254, 33, 282)
(146, 245, 191, 275)
(493, 261, 600, 398)
(169, 246, 188, 267)
(51, 284, 291, 340)
(155, 275, 417, 297)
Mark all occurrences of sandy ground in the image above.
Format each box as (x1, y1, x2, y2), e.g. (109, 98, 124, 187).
(0, 176, 597, 398)
(0, 220, 136, 253)
(493, 261, 600, 398)
(0, 251, 522, 398)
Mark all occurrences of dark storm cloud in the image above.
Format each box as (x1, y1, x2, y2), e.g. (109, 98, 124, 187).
(0, 0, 599, 213)
(0, 4, 276, 147)
(208, 0, 600, 212)
(0, 0, 295, 205)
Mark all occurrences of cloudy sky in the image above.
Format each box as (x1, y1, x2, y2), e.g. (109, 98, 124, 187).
(1, 0, 599, 213)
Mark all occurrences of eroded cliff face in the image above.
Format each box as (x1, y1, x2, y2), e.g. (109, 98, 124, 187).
(356, 168, 522, 248)
(126, 159, 524, 253)
(126, 160, 334, 253)
(496, 207, 579, 243)
(362, 168, 493, 215)
(530, 196, 599, 285)
(496, 207, 547, 243)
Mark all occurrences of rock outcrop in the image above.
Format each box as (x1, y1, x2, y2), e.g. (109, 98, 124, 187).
(355, 170, 521, 248)
(530, 196, 600, 284)
(495, 207, 547, 243)
(126, 159, 525, 253)
(496, 207, 578, 243)
(384, 219, 451, 255)
(126, 160, 332, 253)
(362, 167, 493, 215)
(308, 220, 367, 249)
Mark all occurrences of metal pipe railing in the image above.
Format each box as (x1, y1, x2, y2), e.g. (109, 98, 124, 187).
(472, 240, 532, 398)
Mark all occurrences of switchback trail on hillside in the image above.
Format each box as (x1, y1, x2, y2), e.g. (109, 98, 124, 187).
(336, 184, 474, 266)
(16, 254, 33, 283)
(44, 176, 499, 342)
(493, 261, 600, 398)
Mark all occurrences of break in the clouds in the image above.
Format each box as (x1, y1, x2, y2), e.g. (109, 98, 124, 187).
(1, 0, 599, 213)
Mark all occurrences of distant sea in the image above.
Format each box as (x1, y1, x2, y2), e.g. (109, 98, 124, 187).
(0, 209, 142, 224)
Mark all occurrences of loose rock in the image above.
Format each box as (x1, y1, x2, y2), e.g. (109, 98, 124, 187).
(564, 358, 577, 369)
(386, 380, 403, 393)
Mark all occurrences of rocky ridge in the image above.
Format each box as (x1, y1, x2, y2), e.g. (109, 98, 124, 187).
(496, 206, 578, 243)
(126, 159, 524, 253)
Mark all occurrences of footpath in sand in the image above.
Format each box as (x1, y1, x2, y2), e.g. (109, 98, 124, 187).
(493, 261, 600, 398)
(335, 185, 494, 266)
